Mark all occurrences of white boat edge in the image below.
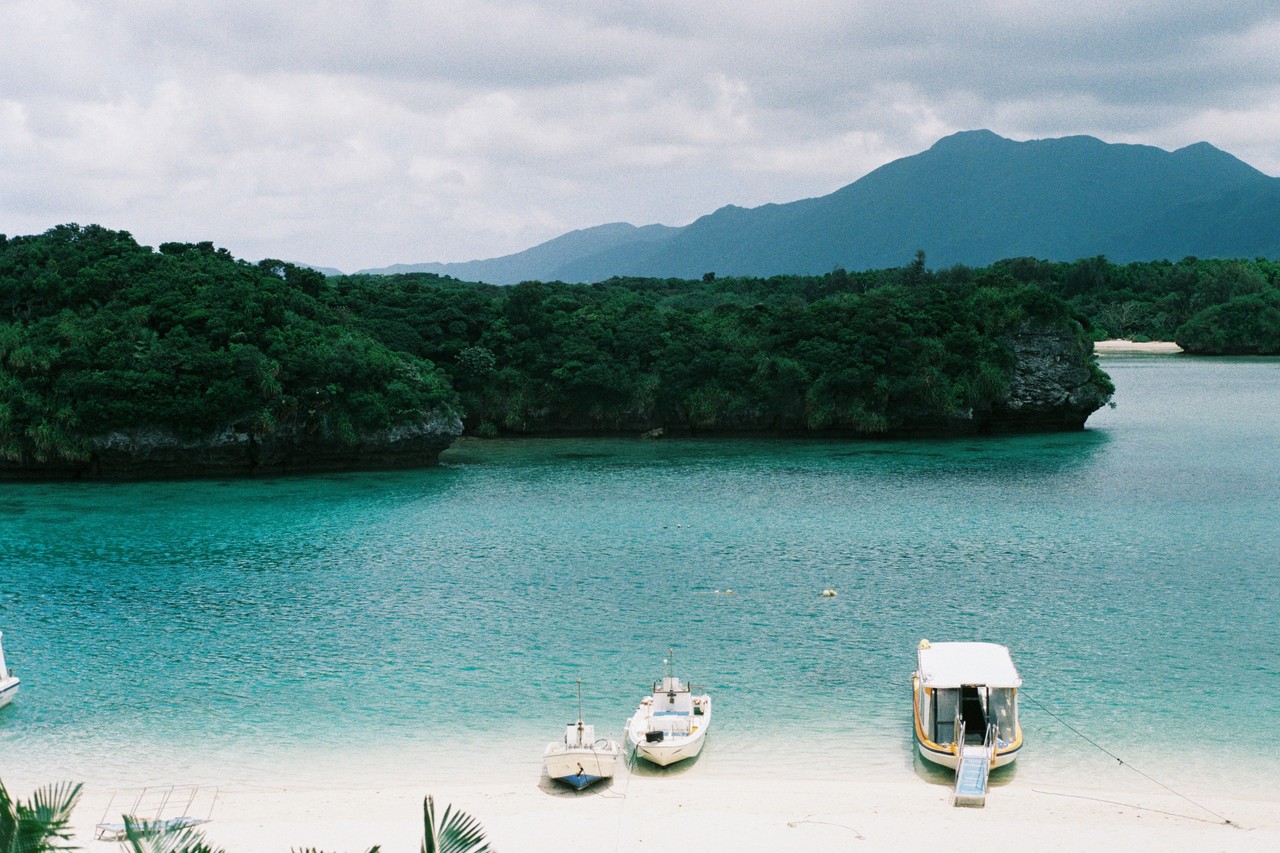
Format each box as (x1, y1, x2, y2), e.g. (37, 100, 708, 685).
(0, 678, 18, 709)
(0, 629, 18, 709)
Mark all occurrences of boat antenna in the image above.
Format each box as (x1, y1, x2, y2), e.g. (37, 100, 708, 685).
(576, 678, 583, 724)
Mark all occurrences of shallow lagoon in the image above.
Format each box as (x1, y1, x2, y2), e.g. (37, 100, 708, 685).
(2, 356, 1278, 798)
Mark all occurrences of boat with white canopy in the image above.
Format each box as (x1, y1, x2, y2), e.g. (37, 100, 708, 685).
(624, 653, 711, 767)
(912, 640, 1022, 805)
(0, 631, 19, 709)
(543, 680, 621, 790)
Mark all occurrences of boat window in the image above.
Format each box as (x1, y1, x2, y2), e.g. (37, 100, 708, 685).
(933, 688, 957, 742)
(989, 688, 1017, 739)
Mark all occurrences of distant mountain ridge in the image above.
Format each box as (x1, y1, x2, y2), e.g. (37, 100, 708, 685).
(354, 130, 1280, 283)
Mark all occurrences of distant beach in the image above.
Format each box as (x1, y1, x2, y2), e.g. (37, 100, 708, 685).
(1093, 339, 1183, 354)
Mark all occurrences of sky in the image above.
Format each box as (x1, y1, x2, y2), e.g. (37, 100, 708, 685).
(2, 1, 1278, 272)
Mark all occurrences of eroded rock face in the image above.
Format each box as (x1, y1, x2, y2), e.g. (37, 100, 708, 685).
(989, 324, 1112, 431)
(0, 410, 463, 480)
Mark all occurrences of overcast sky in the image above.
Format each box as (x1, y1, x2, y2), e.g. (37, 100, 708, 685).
(2, 1, 1278, 272)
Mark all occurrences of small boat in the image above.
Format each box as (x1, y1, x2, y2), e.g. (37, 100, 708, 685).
(912, 640, 1022, 806)
(0, 631, 19, 709)
(624, 653, 711, 767)
(543, 681, 621, 790)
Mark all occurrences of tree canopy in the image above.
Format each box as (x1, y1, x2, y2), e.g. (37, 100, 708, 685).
(0, 225, 455, 466)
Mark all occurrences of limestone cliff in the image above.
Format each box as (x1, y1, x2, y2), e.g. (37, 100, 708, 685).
(0, 410, 463, 480)
(988, 324, 1113, 431)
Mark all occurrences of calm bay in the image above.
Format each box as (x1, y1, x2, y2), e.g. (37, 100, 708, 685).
(2, 355, 1278, 803)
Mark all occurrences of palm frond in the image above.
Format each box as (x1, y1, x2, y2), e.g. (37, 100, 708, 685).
(0, 780, 82, 853)
(421, 795, 490, 853)
(290, 848, 381, 853)
(0, 782, 17, 851)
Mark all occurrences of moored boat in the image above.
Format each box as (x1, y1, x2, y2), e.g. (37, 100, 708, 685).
(0, 631, 19, 709)
(912, 640, 1023, 770)
(624, 654, 711, 767)
(543, 681, 621, 790)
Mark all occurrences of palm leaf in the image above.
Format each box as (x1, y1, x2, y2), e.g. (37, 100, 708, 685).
(421, 795, 490, 853)
(0, 780, 82, 853)
(0, 782, 17, 853)
(290, 848, 381, 853)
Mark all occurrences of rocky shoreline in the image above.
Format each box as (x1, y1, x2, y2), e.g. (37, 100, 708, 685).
(0, 325, 1110, 480)
(0, 411, 463, 480)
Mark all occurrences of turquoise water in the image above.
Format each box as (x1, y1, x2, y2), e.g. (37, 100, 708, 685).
(1, 356, 1278, 794)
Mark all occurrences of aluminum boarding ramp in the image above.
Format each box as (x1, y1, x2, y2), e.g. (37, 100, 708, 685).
(951, 721, 996, 807)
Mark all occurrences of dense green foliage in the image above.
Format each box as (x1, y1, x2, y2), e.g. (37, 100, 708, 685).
(2, 225, 1122, 466)
(331, 264, 1101, 436)
(972, 254, 1280, 353)
(0, 225, 456, 465)
(1173, 290, 1280, 354)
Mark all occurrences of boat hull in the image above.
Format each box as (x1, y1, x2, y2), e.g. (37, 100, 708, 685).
(544, 744, 619, 789)
(631, 734, 706, 767)
(0, 678, 18, 709)
(915, 738, 1021, 770)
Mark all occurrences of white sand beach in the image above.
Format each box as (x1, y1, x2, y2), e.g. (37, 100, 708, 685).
(26, 765, 1274, 853)
(1093, 339, 1184, 354)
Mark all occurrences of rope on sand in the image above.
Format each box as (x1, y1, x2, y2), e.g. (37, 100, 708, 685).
(1022, 691, 1237, 827)
(786, 816, 865, 840)
(610, 744, 639, 852)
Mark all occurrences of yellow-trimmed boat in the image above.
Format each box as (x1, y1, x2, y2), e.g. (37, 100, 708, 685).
(912, 640, 1022, 772)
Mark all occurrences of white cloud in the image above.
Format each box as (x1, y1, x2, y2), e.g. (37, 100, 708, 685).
(0, 1, 1277, 270)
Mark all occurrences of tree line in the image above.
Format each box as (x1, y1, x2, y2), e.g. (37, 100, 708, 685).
(8, 223, 1273, 467)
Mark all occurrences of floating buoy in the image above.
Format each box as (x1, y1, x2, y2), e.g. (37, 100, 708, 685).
(821, 589, 837, 597)
(724, 589, 733, 595)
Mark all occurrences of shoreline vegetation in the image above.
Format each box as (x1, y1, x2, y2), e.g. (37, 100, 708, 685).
(3, 224, 1278, 478)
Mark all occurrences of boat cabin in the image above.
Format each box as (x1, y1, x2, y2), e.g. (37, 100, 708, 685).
(915, 642, 1021, 751)
(563, 721, 596, 749)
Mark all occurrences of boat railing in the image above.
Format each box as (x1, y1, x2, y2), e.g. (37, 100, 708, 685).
(953, 709, 965, 752)
(981, 722, 998, 780)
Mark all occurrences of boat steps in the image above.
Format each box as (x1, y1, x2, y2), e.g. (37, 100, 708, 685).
(952, 745, 990, 807)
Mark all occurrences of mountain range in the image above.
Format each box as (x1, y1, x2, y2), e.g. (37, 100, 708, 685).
(351, 130, 1280, 283)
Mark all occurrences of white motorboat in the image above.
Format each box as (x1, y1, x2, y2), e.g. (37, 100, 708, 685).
(912, 640, 1022, 806)
(0, 631, 19, 709)
(624, 655, 711, 767)
(543, 681, 621, 790)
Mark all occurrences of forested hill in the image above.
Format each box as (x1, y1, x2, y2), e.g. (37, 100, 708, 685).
(362, 130, 1280, 283)
(0, 225, 462, 477)
(2, 225, 1116, 478)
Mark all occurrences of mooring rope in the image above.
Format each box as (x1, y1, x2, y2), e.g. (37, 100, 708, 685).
(1021, 690, 1236, 827)
(786, 816, 865, 840)
(611, 742, 639, 853)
